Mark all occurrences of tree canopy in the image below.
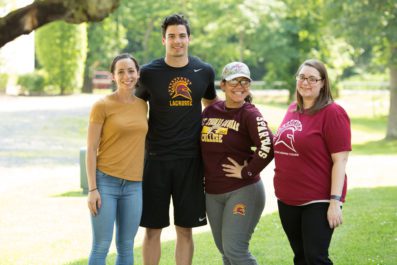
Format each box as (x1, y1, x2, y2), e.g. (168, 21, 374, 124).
(1, 0, 396, 139)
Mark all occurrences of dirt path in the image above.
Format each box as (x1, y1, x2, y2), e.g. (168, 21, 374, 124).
(0, 94, 396, 265)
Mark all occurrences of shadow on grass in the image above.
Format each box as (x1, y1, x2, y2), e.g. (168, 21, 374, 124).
(54, 190, 86, 197)
(350, 116, 387, 133)
(352, 139, 397, 155)
(64, 254, 115, 265)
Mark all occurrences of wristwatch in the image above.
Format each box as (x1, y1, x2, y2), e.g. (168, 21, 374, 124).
(330, 195, 342, 201)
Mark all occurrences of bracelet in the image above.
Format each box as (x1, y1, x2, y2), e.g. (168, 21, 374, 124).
(330, 195, 342, 201)
(89, 188, 98, 192)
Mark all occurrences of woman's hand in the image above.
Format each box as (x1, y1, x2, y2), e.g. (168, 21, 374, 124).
(327, 200, 342, 229)
(222, 157, 247, 179)
(87, 189, 101, 216)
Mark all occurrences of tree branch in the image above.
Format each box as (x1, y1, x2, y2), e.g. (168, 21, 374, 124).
(0, 0, 121, 48)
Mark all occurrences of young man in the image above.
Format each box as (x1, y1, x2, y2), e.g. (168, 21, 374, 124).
(136, 14, 218, 265)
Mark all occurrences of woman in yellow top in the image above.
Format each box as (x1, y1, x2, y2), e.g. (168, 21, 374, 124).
(86, 53, 148, 265)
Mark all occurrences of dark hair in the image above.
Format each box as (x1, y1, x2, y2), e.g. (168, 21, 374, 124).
(295, 59, 333, 114)
(221, 80, 253, 103)
(161, 14, 190, 37)
(110, 53, 140, 74)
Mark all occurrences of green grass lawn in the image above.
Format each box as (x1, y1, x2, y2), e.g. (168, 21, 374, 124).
(66, 186, 397, 265)
(1, 92, 396, 265)
(67, 92, 396, 265)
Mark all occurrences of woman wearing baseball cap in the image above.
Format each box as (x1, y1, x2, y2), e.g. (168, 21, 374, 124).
(200, 62, 274, 264)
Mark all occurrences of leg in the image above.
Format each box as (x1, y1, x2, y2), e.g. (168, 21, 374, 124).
(206, 193, 231, 265)
(221, 181, 265, 265)
(171, 158, 205, 264)
(140, 159, 172, 264)
(88, 170, 117, 265)
(115, 181, 142, 265)
(142, 228, 162, 265)
(301, 203, 334, 265)
(172, 158, 206, 228)
(277, 200, 306, 265)
(175, 226, 193, 265)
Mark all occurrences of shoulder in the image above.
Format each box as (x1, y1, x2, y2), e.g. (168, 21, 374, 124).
(136, 97, 148, 107)
(202, 100, 223, 115)
(288, 102, 297, 112)
(323, 102, 349, 117)
(241, 103, 264, 120)
(92, 97, 107, 109)
(189, 56, 215, 71)
(141, 58, 164, 73)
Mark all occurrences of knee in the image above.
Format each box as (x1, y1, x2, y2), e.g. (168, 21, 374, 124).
(304, 248, 331, 265)
(175, 226, 192, 241)
(223, 240, 249, 261)
(91, 239, 112, 255)
(145, 228, 162, 241)
(116, 239, 134, 254)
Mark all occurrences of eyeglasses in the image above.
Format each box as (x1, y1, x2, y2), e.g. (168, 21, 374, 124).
(227, 79, 251, 88)
(296, 75, 323, 84)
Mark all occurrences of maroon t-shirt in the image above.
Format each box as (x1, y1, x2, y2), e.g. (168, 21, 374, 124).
(201, 101, 274, 194)
(273, 102, 351, 205)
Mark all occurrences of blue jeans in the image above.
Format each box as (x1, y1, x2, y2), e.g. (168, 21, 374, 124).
(89, 169, 142, 265)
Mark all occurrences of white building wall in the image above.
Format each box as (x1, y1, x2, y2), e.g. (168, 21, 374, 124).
(0, 0, 34, 94)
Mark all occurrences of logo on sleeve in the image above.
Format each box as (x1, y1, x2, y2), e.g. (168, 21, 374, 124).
(168, 77, 192, 106)
(274, 119, 302, 155)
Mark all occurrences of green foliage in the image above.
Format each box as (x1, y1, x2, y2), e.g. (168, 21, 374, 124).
(326, 0, 397, 66)
(17, 71, 46, 95)
(87, 16, 127, 71)
(82, 14, 127, 92)
(35, 21, 87, 95)
(0, 73, 7, 92)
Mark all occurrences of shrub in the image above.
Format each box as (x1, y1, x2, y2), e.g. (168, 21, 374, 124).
(0, 73, 8, 93)
(17, 71, 46, 95)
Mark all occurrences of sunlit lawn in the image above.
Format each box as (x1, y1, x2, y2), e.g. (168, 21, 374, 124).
(65, 186, 397, 265)
(1, 90, 396, 265)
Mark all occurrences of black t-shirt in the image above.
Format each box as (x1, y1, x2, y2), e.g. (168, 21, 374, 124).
(136, 56, 216, 159)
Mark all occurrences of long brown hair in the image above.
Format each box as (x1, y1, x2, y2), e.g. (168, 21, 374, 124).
(295, 59, 333, 114)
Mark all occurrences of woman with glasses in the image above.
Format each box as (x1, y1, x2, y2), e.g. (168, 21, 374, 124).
(273, 59, 351, 264)
(200, 62, 274, 264)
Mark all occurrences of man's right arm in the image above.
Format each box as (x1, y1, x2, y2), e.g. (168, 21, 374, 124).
(135, 76, 149, 101)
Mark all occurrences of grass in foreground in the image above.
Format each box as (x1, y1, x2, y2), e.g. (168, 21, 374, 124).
(66, 186, 397, 265)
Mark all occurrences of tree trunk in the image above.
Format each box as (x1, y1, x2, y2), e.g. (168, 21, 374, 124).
(239, 31, 244, 62)
(82, 63, 93, 94)
(142, 19, 154, 63)
(386, 64, 397, 139)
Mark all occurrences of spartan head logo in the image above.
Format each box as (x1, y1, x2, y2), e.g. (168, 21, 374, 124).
(232, 203, 246, 216)
(274, 120, 302, 153)
(168, 77, 192, 101)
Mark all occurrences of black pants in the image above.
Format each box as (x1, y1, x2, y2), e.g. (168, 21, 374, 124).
(278, 200, 334, 265)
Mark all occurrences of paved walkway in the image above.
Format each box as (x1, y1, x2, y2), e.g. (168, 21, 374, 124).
(0, 94, 396, 265)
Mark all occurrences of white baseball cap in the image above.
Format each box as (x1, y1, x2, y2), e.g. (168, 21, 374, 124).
(221, 62, 252, 81)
